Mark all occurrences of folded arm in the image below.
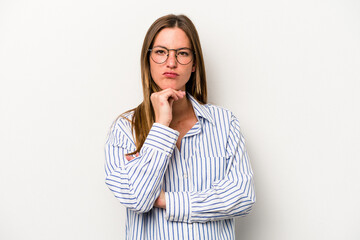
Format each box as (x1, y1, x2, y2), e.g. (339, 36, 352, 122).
(105, 120, 179, 213)
(165, 115, 256, 223)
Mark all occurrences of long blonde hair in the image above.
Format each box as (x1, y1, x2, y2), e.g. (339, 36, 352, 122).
(126, 14, 207, 154)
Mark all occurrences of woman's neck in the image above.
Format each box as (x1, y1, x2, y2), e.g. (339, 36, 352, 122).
(171, 94, 193, 122)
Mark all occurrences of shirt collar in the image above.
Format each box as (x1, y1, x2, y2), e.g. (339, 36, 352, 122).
(187, 93, 215, 125)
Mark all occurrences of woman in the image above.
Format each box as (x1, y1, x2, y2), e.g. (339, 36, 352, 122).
(105, 14, 255, 239)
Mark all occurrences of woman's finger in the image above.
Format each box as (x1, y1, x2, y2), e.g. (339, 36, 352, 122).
(150, 89, 186, 126)
(125, 155, 134, 161)
(125, 152, 139, 161)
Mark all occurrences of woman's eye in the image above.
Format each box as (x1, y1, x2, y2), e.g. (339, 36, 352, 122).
(155, 50, 166, 55)
(178, 51, 189, 57)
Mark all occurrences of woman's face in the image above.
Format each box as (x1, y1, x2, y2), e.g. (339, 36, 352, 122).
(150, 27, 195, 91)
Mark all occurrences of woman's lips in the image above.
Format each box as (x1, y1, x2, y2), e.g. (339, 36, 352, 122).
(163, 72, 179, 78)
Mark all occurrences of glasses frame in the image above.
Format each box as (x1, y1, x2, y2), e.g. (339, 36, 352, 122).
(148, 46, 195, 65)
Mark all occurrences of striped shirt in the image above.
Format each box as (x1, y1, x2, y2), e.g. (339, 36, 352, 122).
(105, 94, 255, 239)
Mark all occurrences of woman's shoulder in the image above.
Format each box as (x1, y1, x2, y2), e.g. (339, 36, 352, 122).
(203, 102, 238, 123)
(109, 110, 134, 134)
(202, 103, 245, 142)
(205, 102, 232, 113)
(119, 110, 135, 122)
(189, 95, 236, 123)
(106, 110, 135, 146)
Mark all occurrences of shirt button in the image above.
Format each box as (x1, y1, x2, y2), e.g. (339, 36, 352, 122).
(183, 174, 188, 178)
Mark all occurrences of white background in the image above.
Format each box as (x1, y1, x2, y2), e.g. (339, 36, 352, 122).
(1, 0, 359, 239)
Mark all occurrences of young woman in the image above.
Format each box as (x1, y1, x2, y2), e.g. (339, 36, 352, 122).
(105, 14, 255, 239)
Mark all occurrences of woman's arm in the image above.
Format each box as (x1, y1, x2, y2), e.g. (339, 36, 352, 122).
(105, 119, 179, 213)
(105, 89, 185, 213)
(164, 115, 256, 223)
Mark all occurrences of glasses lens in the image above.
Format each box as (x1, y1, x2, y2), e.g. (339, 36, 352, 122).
(150, 47, 194, 65)
(176, 49, 193, 65)
(151, 47, 168, 64)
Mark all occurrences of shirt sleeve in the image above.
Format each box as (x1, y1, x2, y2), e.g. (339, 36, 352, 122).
(105, 119, 179, 213)
(165, 115, 255, 223)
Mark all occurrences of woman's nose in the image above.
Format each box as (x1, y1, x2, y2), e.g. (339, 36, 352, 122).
(166, 51, 177, 68)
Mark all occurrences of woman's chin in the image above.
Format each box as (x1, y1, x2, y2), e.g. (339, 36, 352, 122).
(159, 85, 185, 91)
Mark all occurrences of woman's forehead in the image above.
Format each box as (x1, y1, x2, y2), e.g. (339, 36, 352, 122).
(153, 27, 191, 48)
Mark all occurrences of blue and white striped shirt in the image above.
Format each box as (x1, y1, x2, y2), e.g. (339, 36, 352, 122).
(105, 94, 255, 239)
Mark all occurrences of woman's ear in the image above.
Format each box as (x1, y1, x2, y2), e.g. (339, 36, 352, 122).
(192, 63, 196, 72)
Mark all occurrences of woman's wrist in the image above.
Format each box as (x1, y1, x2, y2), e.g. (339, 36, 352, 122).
(155, 119, 171, 127)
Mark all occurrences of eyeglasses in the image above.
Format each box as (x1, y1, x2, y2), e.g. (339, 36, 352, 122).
(148, 46, 194, 65)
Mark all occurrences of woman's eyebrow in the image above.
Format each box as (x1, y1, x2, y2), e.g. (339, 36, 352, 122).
(152, 45, 191, 50)
(152, 45, 167, 48)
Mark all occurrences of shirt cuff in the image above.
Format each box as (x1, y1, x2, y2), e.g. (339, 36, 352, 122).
(142, 123, 179, 155)
(165, 191, 191, 223)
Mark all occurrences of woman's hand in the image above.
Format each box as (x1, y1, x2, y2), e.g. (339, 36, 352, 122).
(150, 89, 186, 126)
(125, 152, 139, 161)
(153, 189, 166, 209)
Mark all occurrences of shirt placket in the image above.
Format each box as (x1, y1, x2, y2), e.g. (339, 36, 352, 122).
(180, 122, 202, 240)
